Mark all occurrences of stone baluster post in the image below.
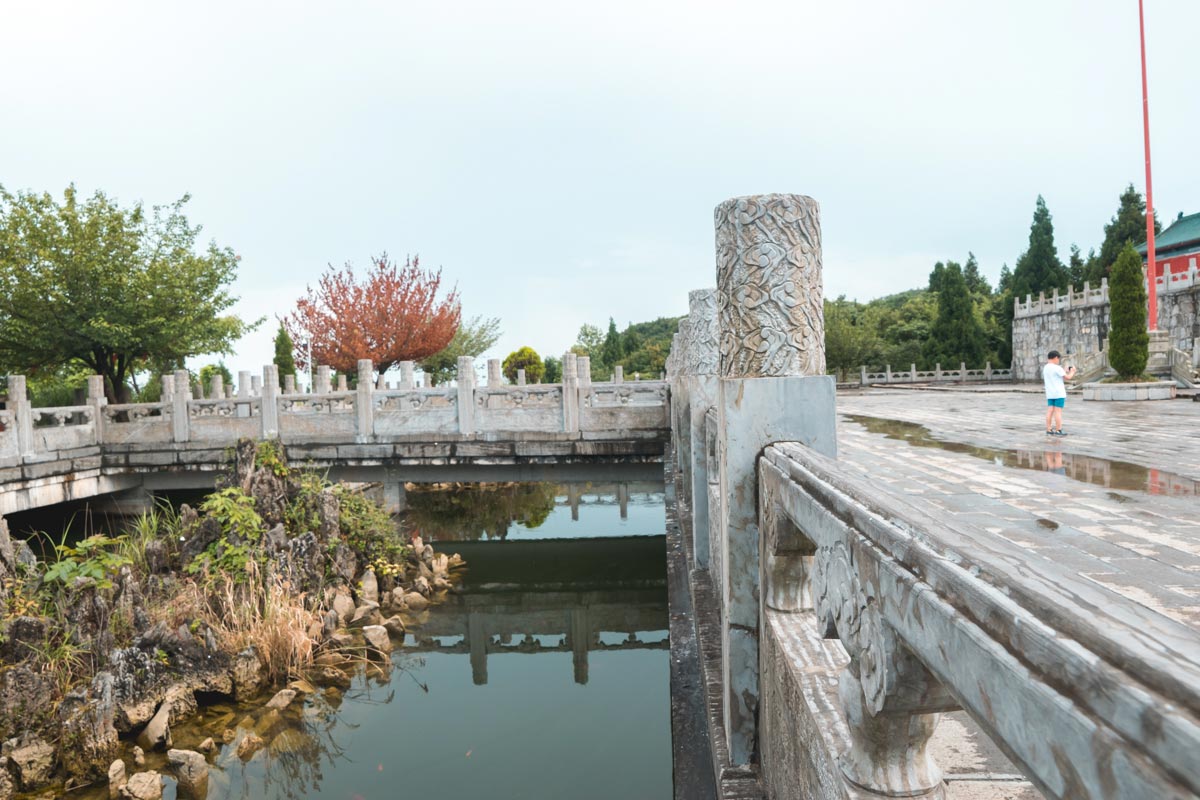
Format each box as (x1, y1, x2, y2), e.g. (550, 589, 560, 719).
(713, 193, 836, 767)
(517, 369, 526, 386)
(562, 352, 579, 433)
(261, 365, 279, 437)
(860, 366, 867, 386)
(910, 363, 917, 383)
(487, 359, 503, 388)
(399, 361, 415, 389)
(356, 359, 374, 442)
(251, 375, 263, 396)
(336, 374, 348, 392)
(7, 375, 34, 457)
(685, 288, 718, 568)
(237, 371, 251, 399)
(160, 375, 173, 402)
(671, 322, 691, 469)
(960, 361, 967, 384)
(87, 375, 106, 445)
(172, 370, 190, 442)
(985, 361, 993, 383)
(283, 374, 296, 394)
(456, 357, 475, 435)
(613, 366, 623, 384)
(885, 364, 892, 383)
(210, 373, 224, 401)
(316, 366, 331, 395)
(935, 363, 942, 382)
(376, 374, 387, 390)
(577, 356, 592, 386)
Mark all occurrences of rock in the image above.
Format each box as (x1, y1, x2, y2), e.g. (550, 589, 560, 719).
(13, 540, 37, 571)
(231, 647, 265, 701)
(118, 770, 162, 800)
(143, 540, 169, 574)
(414, 576, 432, 597)
(264, 689, 296, 710)
(390, 587, 408, 607)
(288, 679, 317, 695)
(411, 535, 424, 553)
(422, 544, 435, 563)
(331, 591, 355, 625)
(163, 684, 197, 726)
(348, 602, 381, 628)
(403, 591, 429, 612)
(328, 632, 355, 650)
(132, 746, 145, 766)
(236, 733, 264, 760)
(253, 709, 281, 735)
(0, 758, 13, 800)
(58, 671, 119, 781)
(7, 738, 55, 790)
(417, 560, 434, 582)
(281, 532, 326, 592)
(0, 616, 47, 663)
(360, 569, 379, 604)
(108, 759, 127, 800)
(264, 523, 288, 554)
(330, 543, 358, 583)
(221, 729, 236, 745)
(431, 553, 450, 577)
(433, 576, 453, 592)
(198, 737, 215, 753)
(316, 489, 341, 540)
(136, 702, 172, 752)
(0, 666, 53, 740)
(362, 625, 392, 657)
(311, 666, 352, 689)
(382, 615, 406, 637)
(166, 749, 208, 798)
(179, 516, 221, 568)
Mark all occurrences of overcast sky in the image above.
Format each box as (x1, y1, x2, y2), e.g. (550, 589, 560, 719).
(3, 1, 1197, 377)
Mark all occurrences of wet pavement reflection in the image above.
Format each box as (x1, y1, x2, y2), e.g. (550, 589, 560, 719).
(845, 414, 1200, 497)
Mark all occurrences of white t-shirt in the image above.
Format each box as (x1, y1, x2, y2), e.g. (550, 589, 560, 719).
(1043, 362, 1067, 399)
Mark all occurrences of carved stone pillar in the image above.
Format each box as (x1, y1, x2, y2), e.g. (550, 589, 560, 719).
(355, 359, 374, 442)
(172, 370, 190, 443)
(487, 359, 502, 388)
(714, 193, 836, 767)
(686, 288, 718, 568)
(516, 369, 526, 386)
(6, 375, 33, 457)
(562, 352, 579, 433)
(399, 361, 415, 389)
(456, 357, 475, 435)
(315, 366, 331, 395)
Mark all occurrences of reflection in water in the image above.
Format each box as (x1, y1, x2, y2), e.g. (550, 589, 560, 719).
(405, 481, 667, 541)
(846, 414, 1200, 496)
(74, 484, 671, 800)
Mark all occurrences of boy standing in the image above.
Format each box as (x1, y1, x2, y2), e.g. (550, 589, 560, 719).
(1043, 350, 1076, 436)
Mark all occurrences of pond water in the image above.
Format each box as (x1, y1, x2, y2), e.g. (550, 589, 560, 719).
(74, 480, 672, 800)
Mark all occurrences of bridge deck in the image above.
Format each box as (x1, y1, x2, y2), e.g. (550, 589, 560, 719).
(836, 388, 1200, 633)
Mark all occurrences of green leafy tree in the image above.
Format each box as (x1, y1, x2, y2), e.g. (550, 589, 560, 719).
(962, 252, 991, 296)
(1090, 184, 1160, 284)
(1107, 243, 1149, 379)
(418, 315, 501, 386)
(542, 355, 562, 384)
(924, 262, 986, 367)
(198, 362, 233, 396)
(1010, 195, 1068, 302)
(0, 185, 257, 401)
(502, 346, 545, 384)
(824, 296, 879, 378)
(273, 324, 297, 386)
(571, 324, 604, 357)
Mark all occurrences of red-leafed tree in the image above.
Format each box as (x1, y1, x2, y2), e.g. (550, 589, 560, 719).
(284, 254, 461, 375)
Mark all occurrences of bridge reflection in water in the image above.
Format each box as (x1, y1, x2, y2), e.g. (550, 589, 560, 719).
(404, 535, 669, 685)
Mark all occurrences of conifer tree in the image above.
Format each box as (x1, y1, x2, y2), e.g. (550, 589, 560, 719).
(1010, 196, 1068, 301)
(1090, 184, 1160, 284)
(600, 317, 624, 368)
(923, 262, 986, 367)
(273, 324, 297, 387)
(1107, 243, 1149, 379)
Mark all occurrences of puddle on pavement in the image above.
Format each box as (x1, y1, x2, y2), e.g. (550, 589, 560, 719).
(845, 415, 1200, 497)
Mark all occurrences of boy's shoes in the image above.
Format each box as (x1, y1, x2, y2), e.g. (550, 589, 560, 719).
(1053, 430, 1068, 436)
(1045, 430, 1056, 436)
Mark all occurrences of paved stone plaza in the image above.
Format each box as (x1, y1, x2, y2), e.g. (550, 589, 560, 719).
(837, 387, 1200, 630)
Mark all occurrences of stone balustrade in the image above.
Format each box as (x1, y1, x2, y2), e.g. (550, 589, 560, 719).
(668, 192, 1199, 799)
(857, 362, 1012, 386)
(1013, 263, 1200, 320)
(0, 358, 669, 514)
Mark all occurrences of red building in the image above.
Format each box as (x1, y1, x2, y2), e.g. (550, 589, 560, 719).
(1137, 211, 1200, 277)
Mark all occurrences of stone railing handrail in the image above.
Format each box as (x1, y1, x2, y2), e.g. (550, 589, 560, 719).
(758, 440, 1200, 799)
(0, 357, 669, 463)
(858, 362, 1012, 386)
(1014, 264, 1200, 319)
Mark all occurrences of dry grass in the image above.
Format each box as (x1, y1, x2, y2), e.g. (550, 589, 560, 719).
(168, 560, 320, 683)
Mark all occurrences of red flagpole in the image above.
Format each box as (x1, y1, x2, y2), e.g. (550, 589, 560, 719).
(1139, 0, 1158, 331)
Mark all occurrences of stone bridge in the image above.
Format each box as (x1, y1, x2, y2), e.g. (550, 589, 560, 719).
(666, 194, 1200, 799)
(0, 355, 668, 515)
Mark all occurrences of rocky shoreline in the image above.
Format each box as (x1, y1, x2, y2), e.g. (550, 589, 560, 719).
(0, 439, 462, 799)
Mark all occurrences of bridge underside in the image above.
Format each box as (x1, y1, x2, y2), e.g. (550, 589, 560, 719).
(0, 432, 667, 515)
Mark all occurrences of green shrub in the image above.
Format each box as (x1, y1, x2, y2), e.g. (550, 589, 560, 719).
(1108, 243, 1149, 378)
(42, 534, 131, 589)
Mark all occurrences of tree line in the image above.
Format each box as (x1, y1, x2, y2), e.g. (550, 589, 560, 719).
(823, 184, 1161, 377)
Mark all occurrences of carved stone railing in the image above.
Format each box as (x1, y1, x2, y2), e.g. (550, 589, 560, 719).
(756, 441, 1200, 799)
(858, 363, 1013, 386)
(0, 358, 669, 465)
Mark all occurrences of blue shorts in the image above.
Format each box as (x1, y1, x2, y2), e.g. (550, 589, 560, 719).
(1047, 398, 1065, 408)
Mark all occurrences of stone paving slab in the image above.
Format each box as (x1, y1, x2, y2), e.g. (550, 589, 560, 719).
(836, 387, 1200, 631)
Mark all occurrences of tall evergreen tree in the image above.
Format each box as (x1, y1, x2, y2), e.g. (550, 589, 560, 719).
(1010, 195, 1068, 301)
(1090, 184, 1161, 284)
(273, 324, 297, 387)
(923, 262, 986, 367)
(1067, 244, 1087, 289)
(962, 252, 991, 295)
(1107, 243, 1149, 378)
(600, 317, 624, 368)
(928, 261, 947, 294)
